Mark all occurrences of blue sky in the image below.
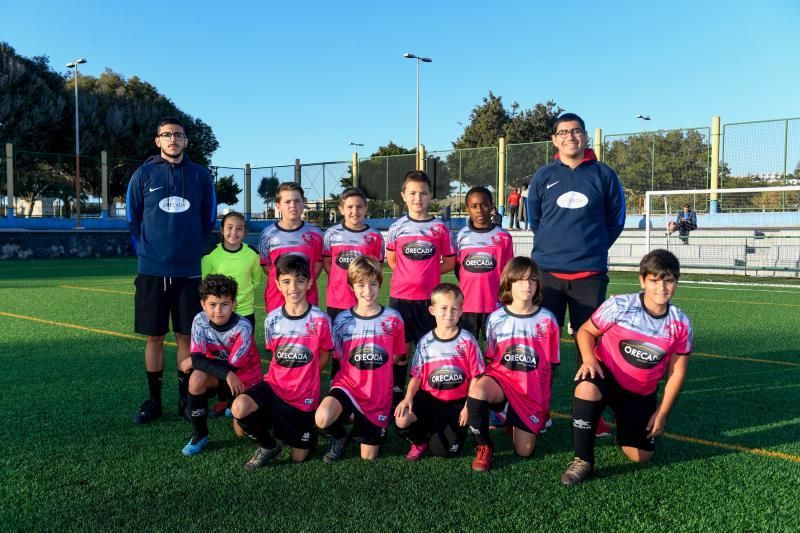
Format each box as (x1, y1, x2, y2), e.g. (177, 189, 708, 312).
(4, 0, 799, 170)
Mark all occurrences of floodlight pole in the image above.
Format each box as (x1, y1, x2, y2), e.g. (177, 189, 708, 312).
(636, 114, 651, 133)
(67, 58, 87, 229)
(404, 53, 432, 170)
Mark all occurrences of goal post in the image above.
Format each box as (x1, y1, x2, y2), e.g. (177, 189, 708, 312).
(643, 185, 800, 275)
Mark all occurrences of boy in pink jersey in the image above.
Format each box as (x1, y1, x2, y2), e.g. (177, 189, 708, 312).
(387, 171, 456, 408)
(561, 249, 693, 486)
(258, 182, 323, 313)
(231, 254, 333, 468)
(394, 284, 484, 461)
(466, 257, 560, 471)
(322, 186, 385, 320)
(179, 275, 263, 457)
(315, 256, 405, 463)
(455, 186, 514, 341)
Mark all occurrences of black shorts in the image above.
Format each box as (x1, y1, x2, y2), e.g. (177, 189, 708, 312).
(486, 377, 535, 435)
(577, 364, 657, 451)
(397, 389, 467, 451)
(389, 297, 434, 344)
(242, 382, 317, 450)
(327, 306, 347, 323)
(134, 274, 202, 336)
(328, 388, 387, 446)
(536, 269, 608, 331)
(459, 312, 491, 343)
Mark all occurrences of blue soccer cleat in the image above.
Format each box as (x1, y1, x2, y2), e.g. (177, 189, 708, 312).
(182, 435, 209, 457)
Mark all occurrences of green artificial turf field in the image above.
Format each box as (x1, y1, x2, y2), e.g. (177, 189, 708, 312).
(1, 258, 799, 531)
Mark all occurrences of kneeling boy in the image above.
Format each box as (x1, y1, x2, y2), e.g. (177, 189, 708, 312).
(231, 254, 333, 469)
(181, 275, 262, 456)
(561, 249, 693, 486)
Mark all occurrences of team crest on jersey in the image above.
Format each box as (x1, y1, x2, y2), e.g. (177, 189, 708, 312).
(305, 320, 318, 336)
(364, 234, 376, 245)
(491, 234, 504, 246)
(619, 340, 666, 369)
(455, 340, 468, 357)
(463, 252, 496, 274)
(274, 344, 314, 368)
(210, 348, 229, 361)
(349, 343, 389, 370)
(428, 365, 466, 390)
(501, 345, 539, 372)
(336, 249, 362, 269)
(402, 241, 436, 260)
(381, 319, 396, 336)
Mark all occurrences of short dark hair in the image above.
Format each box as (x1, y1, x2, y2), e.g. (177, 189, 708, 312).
(157, 117, 184, 135)
(275, 253, 310, 280)
(401, 170, 432, 193)
(199, 274, 238, 301)
(498, 257, 542, 306)
(339, 186, 367, 206)
(465, 186, 493, 206)
(639, 249, 681, 280)
(275, 182, 305, 204)
(219, 211, 247, 240)
(553, 113, 586, 134)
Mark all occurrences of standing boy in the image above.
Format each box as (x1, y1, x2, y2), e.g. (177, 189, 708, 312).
(394, 284, 484, 460)
(386, 170, 456, 406)
(561, 249, 693, 486)
(258, 183, 324, 314)
(315, 256, 406, 463)
(507, 187, 521, 230)
(180, 275, 262, 456)
(126, 117, 217, 424)
(455, 186, 514, 342)
(231, 254, 333, 468)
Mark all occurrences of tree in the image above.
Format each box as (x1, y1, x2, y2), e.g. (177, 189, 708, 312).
(257, 175, 279, 203)
(214, 175, 241, 206)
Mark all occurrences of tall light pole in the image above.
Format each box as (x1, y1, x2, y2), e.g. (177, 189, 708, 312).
(636, 114, 651, 133)
(67, 58, 87, 228)
(403, 53, 432, 169)
(349, 142, 364, 189)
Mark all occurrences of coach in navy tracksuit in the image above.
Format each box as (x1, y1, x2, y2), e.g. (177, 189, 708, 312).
(527, 112, 625, 359)
(126, 117, 217, 425)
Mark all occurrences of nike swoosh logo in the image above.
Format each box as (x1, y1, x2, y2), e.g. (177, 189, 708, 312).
(148, 186, 163, 193)
(546, 182, 559, 189)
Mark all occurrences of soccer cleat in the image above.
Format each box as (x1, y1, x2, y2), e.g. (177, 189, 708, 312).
(209, 401, 230, 419)
(595, 417, 613, 438)
(322, 436, 348, 464)
(539, 415, 554, 434)
(181, 435, 209, 457)
(472, 444, 493, 472)
(244, 443, 283, 471)
(561, 457, 593, 486)
(405, 442, 429, 462)
(132, 399, 162, 425)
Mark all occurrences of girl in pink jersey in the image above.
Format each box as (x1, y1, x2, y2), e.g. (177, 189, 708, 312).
(561, 250, 693, 486)
(315, 257, 405, 463)
(465, 257, 560, 472)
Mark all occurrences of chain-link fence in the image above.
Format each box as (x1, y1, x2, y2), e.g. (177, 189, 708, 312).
(358, 153, 417, 218)
(602, 128, 711, 214)
(250, 164, 295, 219)
(721, 118, 800, 191)
(427, 146, 498, 217)
(301, 161, 349, 227)
(0, 152, 6, 217)
(107, 156, 144, 217)
(210, 166, 246, 217)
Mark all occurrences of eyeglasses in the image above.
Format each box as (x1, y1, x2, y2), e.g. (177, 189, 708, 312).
(158, 132, 187, 140)
(554, 128, 585, 138)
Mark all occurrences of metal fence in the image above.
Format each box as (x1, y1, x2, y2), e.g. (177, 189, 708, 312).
(358, 153, 417, 217)
(107, 156, 143, 217)
(210, 165, 246, 216)
(0, 154, 6, 217)
(250, 164, 295, 219)
(300, 161, 349, 226)
(721, 118, 800, 187)
(427, 146, 499, 216)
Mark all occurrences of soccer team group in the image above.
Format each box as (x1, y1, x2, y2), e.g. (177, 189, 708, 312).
(127, 114, 693, 486)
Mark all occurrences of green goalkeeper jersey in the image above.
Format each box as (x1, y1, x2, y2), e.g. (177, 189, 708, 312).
(201, 243, 264, 317)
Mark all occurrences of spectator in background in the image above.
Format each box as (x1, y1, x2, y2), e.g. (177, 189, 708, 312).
(519, 183, 529, 230)
(507, 187, 521, 230)
(667, 204, 697, 245)
(491, 206, 502, 227)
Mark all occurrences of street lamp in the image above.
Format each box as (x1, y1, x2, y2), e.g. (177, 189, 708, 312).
(403, 52, 432, 168)
(636, 114, 651, 133)
(67, 58, 87, 228)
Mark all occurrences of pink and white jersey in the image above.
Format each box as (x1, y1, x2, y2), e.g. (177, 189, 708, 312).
(323, 224, 385, 310)
(455, 224, 514, 313)
(190, 312, 262, 387)
(258, 221, 324, 313)
(263, 305, 334, 412)
(484, 306, 560, 433)
(386, 215, 456, 300)
(331, 307, 406, 427)
(410, 329, 484, 402)
(591, 293, 693, 396)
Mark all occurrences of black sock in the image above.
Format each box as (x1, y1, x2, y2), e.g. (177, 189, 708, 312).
(331, 359, 341, 380)
(572, 397, 605, 465)
(147, 371, 163, 403)
(430, 425, 465, 457)
(236, 411, 277, 449)
(466, 397, 492, 447)
(321, 415, 348, 440)
(392, 364, 407, 408)
(177, 371, 190, 402)
(188, 393, 208, 440)
(217, 385, 231, 405)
